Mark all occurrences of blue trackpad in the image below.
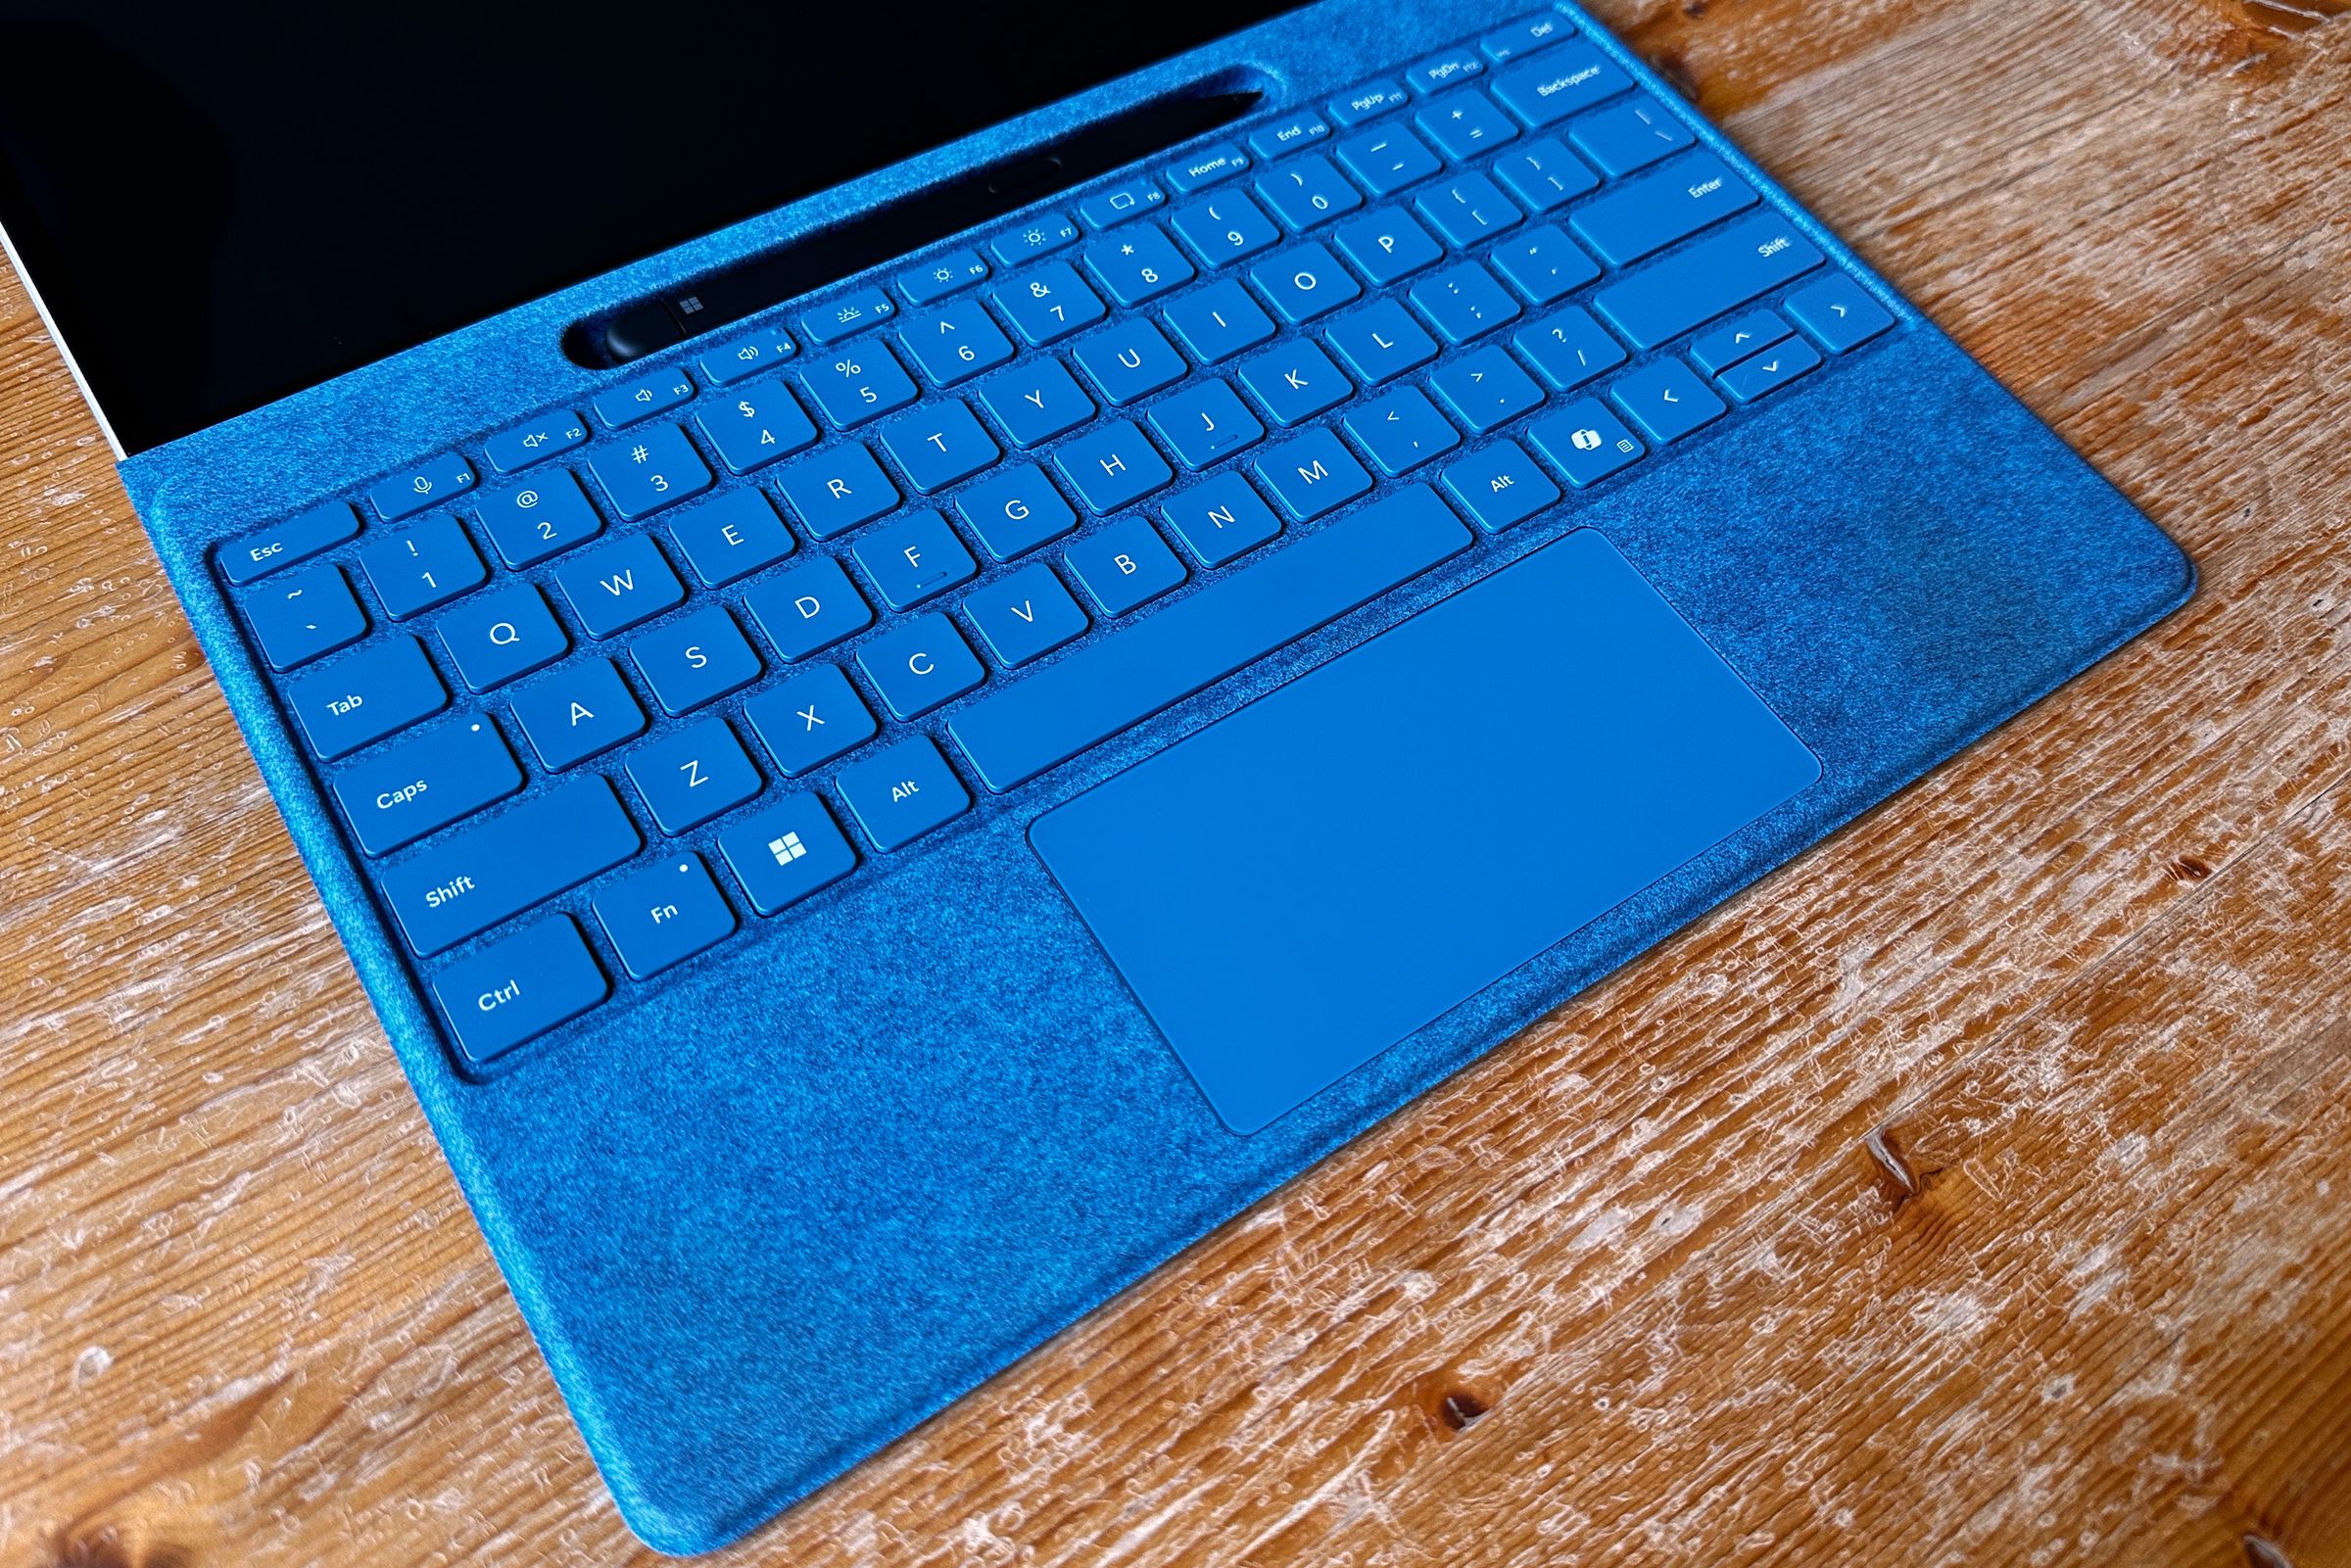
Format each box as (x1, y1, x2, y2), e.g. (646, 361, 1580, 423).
(1029, 529, 1821, 1134)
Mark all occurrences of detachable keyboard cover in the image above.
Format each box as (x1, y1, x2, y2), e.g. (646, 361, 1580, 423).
(117, 0, 2190, 1550)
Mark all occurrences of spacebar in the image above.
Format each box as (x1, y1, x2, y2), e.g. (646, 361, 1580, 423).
(948, 483, 1473, 791)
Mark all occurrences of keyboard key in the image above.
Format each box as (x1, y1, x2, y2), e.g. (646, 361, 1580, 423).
(1332, 211, 1444, 285)
(837, 736, 971, 850)
(1162, 470, 1282, 567)
(719, 793, 858, 914)
(696, 325, 796, 386)
(1066, 517, 1188, 615)
(1516, 306, 1629, 390)
(1253, 427, 1372, 520)
(369, 452, 476, 521)
(478, 470, 603, 568)
(593, 367, 696, 429)
(744, 556, 873, 659)
(594, 854, 738, 979)
(1238, 340, 1351, 426)
(1148, 378, 1264, 468)
(1481, 13, 1572, 66)
(1172, 191, 1280, 267)
(381, 775, 640, 956)
(628, 717, 763, 833)
(1079, 174, 1167, 228)
(1072, 318, 1186, 405)
(1327, 79, 1412, 126)
(955, 464, 1080, 559)
(1081, 223, 1196, 307)
(1428, 345, 1546, 433)
(964, 564, 1089, 668)
(1570, 97, 1695, 176)
(360, 515, 487, 619)
(949, 483, 1470, 791)
(976, 357, 1096, 446)
(1415, 91, 1520, 162)
(1161, 279, 1276, 363)
(332, 714, 522, 855)
(632, 604, 763, 714)
(1415, 172, 1523, 248)
(1406, 48, 1488, 95)
(1251, 241, 1362, 323)
(1345, 386, 1462, 476)
(877, 398, 1000, 492)
(508, 657, 647, 768)
(286, 635, 446, 759)
(438, 583, 568, 690)
(1166, 143, 1251, 192)
(1492, 42, 1634, 127)
(667, 489, 793, 586)
(1691, 309, 1795, 373)
(1491, 223, 1602, 307)
(899, 247, 991, 306)
(858, 615, 985, 719)
(696, 379, 819, 472)
(431, 916, 608, 1066)
(1054, 419, 1175, 513)
(994, 261, 1108, 346)
(587, 424, 715, 520)
(1573, 152, 1757, 266)
(1529, 399, 1647, 486)
(775, 442, 899, 539)
(555, 533, 685, 638)
(219, 500, 360, 586)
(897, 298, 1016, 386)
(797, 340, 920, 427)
(799, 285, 897, 347)
(989, 212, 1080, 268)
(1441, 437, 1560, 531)
(744, 664, 878, 776)
(1409, 261, 1522, 344)
(1334, 125, 1441, 196)
(484, 413, 590, 474)
(1717, 336, 1823, 403)
(1323, 299, 1439, 386)
(852, 509, 980, 608)
(1592, 213, 1825, 348)
(245, 564, 367, 670)
(1491, 136, 1601, 214)
(1246, 112, 1331, 162)
(1254, 154, 1363, 231)
(1786, 272, 1896, 352)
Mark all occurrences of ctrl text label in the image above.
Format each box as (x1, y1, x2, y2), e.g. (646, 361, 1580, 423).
(474, 975, 524, 1014)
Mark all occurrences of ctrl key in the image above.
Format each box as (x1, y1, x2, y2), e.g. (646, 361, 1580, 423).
(431, 916, 608, 1069)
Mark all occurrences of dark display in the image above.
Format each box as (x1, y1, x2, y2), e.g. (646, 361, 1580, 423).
(0, 2, 1298, 451)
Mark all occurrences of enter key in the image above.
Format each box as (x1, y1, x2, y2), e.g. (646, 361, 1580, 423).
(1570, 151, 1757, 266)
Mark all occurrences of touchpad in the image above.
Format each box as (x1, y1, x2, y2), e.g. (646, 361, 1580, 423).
(1029, 530, 1821, 1134)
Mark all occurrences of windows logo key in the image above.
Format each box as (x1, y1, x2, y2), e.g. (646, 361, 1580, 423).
(768, 832, 807, 866)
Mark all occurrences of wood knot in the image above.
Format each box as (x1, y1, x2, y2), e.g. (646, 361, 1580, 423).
(40, 1526, 194, 1568)
(2168, 854, 2215, 883)
(2243, 1534, 2296, 1568)
(1406, 1368, 1497, 1438)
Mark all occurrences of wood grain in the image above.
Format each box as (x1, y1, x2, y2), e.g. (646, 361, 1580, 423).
(6, 1, 2351, 1562)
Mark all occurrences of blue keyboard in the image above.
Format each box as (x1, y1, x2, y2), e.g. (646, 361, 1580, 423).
(216, 15, 1899, 1070)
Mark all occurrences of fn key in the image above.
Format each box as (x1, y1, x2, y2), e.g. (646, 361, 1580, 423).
(431, 916, 608, 1067)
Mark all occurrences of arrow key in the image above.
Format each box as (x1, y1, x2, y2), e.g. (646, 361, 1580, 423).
(1690, 309, 1795, 374)
(1786, 272, 1896, 354)
(1609, 356, 1726, 445)
(1717, 336, 1824, 404)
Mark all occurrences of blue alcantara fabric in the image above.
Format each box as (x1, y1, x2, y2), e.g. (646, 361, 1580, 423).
(112, 0, 2190, 1551)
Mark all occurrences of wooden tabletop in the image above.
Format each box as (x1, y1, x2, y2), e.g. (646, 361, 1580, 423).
(8, 1, 2351, 1562)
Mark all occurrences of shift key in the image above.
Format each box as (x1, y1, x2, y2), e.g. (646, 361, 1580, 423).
(1592, 213, 1824, 350)
(380, 776, 641, 955)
